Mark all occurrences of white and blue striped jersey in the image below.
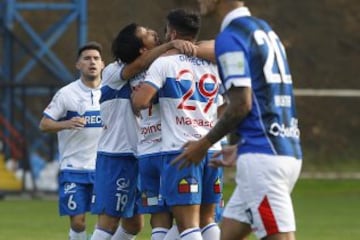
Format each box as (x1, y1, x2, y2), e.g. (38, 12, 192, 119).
(144, 54, 222, 154)
(216, 7, 302, 159)
(98, 61, 142, 156)
(43, 79, 102, 171)
(137, 98, 162, 157)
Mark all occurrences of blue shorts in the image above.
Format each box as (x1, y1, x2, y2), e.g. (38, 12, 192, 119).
(215, 195, 225, 222)
(137, 154, 169, 214)
(58, 170, 95, 216)
(161, 152, 223, 207)
(91, 153, 139, 218)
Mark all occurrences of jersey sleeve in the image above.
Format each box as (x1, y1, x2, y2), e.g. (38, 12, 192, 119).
(102, 62, 125, 89)
(43, 89, 66, 121)
(215, 32, 251, 91)
(143, 57, 167, 90)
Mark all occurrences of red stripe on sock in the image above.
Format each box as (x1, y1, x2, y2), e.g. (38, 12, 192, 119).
(258, 196, 279, 235)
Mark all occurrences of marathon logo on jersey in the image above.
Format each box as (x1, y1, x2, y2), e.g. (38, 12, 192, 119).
(140, 123, 161, 136)
(178, 177, 199, 193)
(269, 117, 300, 139)
(176, 116, 214, 128)
(64, 182, 77, 194)
(141, 192, 159, 207)
(213, 178, 222, 194)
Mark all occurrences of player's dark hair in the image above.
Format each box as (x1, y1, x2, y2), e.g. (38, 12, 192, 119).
(77, 41, 102, 59)
(111, 23, 144, 64)
(166, 8, 201, 39)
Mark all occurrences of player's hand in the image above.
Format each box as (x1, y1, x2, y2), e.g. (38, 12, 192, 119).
(171, 138, 212, 169)
(171, 40, 197, 56)
(66, 116, 86, 130)
(209, 145, 237, 168)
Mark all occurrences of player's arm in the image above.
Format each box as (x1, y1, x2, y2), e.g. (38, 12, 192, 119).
(121, 40, 196, 80)
(39, 115, 85, 133)
(171, 86, 252, 168)
(131, 83, 158, 111)
(195, 40, 216, 63)
(205, 86, 251, 145)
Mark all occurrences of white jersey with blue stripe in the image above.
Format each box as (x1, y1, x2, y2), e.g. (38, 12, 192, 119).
(216, 7, 302, 159)
(137, 99, 161, 157)
(97, 61, 142, 156)
(144, 54, 222, 154)
(43, 79, 102, 171)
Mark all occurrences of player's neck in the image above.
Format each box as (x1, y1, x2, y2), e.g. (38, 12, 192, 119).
(81, 77, 101, 89)
(217, 1, 245, 23)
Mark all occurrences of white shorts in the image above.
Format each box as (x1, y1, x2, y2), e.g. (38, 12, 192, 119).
(223, 153, 302, 239)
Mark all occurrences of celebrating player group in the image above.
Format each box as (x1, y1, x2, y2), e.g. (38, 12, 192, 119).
(40, 1, 302, 240)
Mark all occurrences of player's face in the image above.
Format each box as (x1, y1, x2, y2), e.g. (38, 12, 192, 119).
(136, 26, 161, 51)
(76, 49, 104, 81)
(197, 0, 218, 16)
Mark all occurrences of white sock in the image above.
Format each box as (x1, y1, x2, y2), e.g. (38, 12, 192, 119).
(164, 225, 179, 240)
(90, 229, 112, 240)
(69, 229, 87, 240)
(201, 223, 220, 240)
(151, 227, 169, 240)
(180, 228, 202, 240)
(111, 225, 136, 240)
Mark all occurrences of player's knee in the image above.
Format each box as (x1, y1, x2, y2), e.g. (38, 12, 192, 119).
(70, 217, 86, 232)
(122, 215, 144, 235)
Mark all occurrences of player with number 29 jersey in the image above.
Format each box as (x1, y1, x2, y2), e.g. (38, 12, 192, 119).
(144, 54, 222, 154)
(142, 54, 223, 208)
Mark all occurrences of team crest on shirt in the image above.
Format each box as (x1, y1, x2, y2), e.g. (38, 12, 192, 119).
(213, 177, 222, 194)
(141, 192, 159, 206)
(178, 177, 199, 193)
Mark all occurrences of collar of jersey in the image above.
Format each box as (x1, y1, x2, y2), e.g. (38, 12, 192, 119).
(77, 79, 101, 92)
(221, 6, 251, 31)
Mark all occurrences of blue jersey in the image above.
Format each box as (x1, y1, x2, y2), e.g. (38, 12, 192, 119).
(216, 7, 302, 160)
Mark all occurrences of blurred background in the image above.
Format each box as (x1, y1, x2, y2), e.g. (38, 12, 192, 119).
(0, 0, 359, 196)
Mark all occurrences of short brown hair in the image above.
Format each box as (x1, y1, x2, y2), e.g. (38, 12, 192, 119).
(77, 41, 103, 58)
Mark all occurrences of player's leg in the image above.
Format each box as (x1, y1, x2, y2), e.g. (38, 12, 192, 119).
(139, 155, 172, 240)
(150, 212, 173, 240)
(200, 203, 219, 240)
(220, 217, 251, 240)
(111, 214, 144, 240)
(163, 153, 203, 240)
(171, 204, 202, 240)
(59, 173, 93, 240)
(200, 153, 223, 240)
(69, 214, 87, 240)
(91, 154, 140, 239)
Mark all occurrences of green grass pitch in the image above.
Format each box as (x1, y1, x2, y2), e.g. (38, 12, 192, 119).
(0, 179, 359, 240)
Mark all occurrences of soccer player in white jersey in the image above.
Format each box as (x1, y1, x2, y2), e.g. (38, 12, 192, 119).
(89, 23, 197, 240)
(39, 41, 104, 240)
(132, 9, 223, 240)
(173, 1, 303, 240)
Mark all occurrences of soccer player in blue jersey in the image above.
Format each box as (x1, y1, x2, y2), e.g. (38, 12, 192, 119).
(173, 1, 303, 240)
(132, 9, 223, 240)
(39, 42, 104, 240)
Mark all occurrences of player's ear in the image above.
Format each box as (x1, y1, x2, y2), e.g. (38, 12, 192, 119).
(139, 47, 147, 54)
(75, 60, 81, 70)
